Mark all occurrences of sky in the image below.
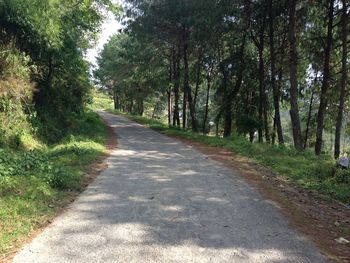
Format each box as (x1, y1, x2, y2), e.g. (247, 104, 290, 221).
(85, 1, 123, 67)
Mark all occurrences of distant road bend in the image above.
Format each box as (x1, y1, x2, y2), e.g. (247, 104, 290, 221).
(13, 111, 328, 263)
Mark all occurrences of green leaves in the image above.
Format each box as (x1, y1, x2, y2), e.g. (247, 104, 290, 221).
(0, 0, 116, 143)
(0, 150, 50, 178)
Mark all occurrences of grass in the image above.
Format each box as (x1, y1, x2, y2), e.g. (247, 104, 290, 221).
(109, 109, 350, 204)
(89, 89, 114, 110)
(0, 111, 108, 258)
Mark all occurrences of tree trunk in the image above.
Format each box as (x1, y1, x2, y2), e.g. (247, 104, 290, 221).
(249, 131, 255, 143)
(254, 8, 268, 143)
(113, 90, 117, 110)
(334, 0, 348, 159)
(263, 81, 270, 144)
(272, 116, 276, 145)
(268, 0, 284, 144)
(168, 50, 173, 126)
(129, 98, 134, 113)
(216, 112, 221, 137)
(173, 44, 181, 126)
(187, 91, 198, 132)
(167, 89, 171, 126)
(139, 99, 144, 116)
(194, 50, 202, 108)
(182, 90, 187, 129)
(203, 74, 211, 134)
(288, 0, 303, 150)
(247, 90, 256, 143)
(182, 29, 188, 130)
(258, 45, 264, 143)
(222, 70, 232, 137)
(304, 92, 314, 149)
(315, 0, 334, 155)
(183, 30, 199, 132)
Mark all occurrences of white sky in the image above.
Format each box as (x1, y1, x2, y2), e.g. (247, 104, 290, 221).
(86, 1, 123, 67)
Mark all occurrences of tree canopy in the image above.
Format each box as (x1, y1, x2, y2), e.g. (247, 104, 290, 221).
(0, 0, 116, 142)
(95, 0, 349, 158)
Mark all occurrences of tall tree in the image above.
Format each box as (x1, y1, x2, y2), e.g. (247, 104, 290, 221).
(268, 0, 284, 144)
(315, 0, 335, 155)
(334, 0, 348, 158)
(288, 0, 303, 150)
(223, 0, 251, 137)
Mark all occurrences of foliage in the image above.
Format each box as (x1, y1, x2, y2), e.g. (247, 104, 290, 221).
(95, 0, 350, 159)
(0, 111, 107, 257)
(89, 89, 114, 110)
(0, 0, 116, 143)
(0, 44, 36, 148)
(94, 33, 168, 115)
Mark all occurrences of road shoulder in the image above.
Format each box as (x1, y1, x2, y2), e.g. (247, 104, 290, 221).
(160, 135, 350, 262)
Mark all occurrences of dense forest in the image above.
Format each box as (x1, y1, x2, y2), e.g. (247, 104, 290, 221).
(95, 0, 349, 158)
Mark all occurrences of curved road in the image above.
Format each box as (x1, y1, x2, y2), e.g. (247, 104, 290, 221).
(13, 111, 328, 263)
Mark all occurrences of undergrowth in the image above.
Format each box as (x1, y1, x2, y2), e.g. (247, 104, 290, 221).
(0, 111, 107, 257)
(89, 89, 114, 110)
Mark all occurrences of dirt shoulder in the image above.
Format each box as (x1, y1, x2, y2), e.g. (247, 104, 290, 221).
(170, 135, 350, 263)
(1, 121, 117, 263)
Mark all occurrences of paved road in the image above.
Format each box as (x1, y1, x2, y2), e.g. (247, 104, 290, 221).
(13, 111, 328, 263)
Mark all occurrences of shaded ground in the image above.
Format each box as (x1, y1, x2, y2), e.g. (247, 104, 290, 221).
(13, 112, 329, 263)
(170, 136, 350, 263)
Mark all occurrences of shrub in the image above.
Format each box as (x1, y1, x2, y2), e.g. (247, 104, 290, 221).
(333, 168, 350, 184)
(44, 167, 76, 190)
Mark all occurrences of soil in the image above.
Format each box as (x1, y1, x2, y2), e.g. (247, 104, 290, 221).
(170, 135, 350, 263)
(0, 121, 117, 263)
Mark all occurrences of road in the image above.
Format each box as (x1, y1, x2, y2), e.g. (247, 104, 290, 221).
(13, 111, 328, 263)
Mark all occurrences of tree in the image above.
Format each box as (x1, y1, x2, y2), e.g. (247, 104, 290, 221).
(97, 0, 350, 160)
(315, 0, 335, 155)
(268, 0, 284, 144)
(334, 0, 348, 158)
(0, 0, 114, 140)
(288, 0, 303, 150)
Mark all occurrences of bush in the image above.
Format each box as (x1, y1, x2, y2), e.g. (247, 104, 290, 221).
(333, 168, 350, 184)
(44, 167, 76, 190)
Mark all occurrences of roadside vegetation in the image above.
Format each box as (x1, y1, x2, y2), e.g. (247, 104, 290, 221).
(0, 0, 115, 258)
(0, 111, 108, 258)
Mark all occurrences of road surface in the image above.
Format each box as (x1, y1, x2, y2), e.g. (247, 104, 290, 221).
(13, 111, 328, 263)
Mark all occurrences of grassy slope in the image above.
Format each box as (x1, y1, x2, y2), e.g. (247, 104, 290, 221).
(0, 111, 108, 258)
(90, 89, 114, 110)
(109, 109, 349, 204)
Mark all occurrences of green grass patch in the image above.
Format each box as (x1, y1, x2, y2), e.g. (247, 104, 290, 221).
(0, 111, 108, 257)
(110, 110, 350, 204)
(89, 89, 114, 110)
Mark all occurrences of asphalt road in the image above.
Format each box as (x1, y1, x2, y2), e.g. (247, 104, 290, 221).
(13, 111, 329, 263)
